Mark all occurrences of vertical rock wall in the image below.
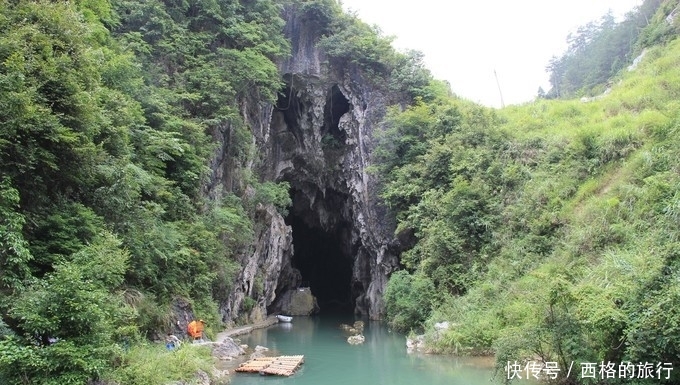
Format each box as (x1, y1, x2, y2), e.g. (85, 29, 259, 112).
(206, 4, 400, 324)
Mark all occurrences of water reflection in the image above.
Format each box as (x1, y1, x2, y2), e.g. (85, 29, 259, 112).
(228, 315, 505, 385)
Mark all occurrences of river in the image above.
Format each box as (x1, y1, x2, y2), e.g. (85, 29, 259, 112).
(227, 315, 504, 385)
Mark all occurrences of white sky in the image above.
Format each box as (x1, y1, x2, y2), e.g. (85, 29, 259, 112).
(339, 0, 642, 108)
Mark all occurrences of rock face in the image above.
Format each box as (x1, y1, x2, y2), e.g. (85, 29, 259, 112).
(217, 204, 295, 324)
(167, 297, 196, 340)
(206, 4, 400, 324)
(278, 287, 319, 315)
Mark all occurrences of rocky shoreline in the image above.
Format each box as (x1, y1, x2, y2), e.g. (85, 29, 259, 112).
(171, 316, 281, 385)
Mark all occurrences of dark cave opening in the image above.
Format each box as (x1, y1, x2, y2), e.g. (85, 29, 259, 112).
(323, 84, 350, 144)
(285, 203, 354, 314)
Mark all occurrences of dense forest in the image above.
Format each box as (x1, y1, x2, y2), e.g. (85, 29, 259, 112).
(0, 0, 291, 383)
(0, 0, 679, 384)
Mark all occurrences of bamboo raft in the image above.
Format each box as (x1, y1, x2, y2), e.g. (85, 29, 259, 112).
(235, 355, 305, 376)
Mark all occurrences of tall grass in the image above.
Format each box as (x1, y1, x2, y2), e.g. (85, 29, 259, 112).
(103, 343, 215, 385)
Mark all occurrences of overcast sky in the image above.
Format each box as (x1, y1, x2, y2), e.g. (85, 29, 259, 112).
(339, 0, 642, 108)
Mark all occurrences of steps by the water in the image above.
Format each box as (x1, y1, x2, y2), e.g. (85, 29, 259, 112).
(235, 355, 305, 376)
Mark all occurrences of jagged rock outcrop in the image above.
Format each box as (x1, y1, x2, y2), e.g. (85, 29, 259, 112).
(167, 297, 196, 340)
(340, 320, 365, 335)
(217, 204, 295, 324)
(206, 3, 401, 324)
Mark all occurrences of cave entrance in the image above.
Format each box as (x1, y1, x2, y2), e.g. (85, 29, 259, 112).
(285, 189, 355, 314)
(322, 84, 350, 145)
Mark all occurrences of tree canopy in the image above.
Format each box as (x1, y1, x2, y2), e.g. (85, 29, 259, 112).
(545, 0, 665, 98)
(0, 0, 289, 382)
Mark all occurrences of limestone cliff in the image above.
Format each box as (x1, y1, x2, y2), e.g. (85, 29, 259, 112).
(205, 3, 401, 324)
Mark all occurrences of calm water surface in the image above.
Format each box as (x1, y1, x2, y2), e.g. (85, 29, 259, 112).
(227, 315, 503, 385)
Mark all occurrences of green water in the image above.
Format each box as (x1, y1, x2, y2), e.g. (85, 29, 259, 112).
(228, 315, 503, 385)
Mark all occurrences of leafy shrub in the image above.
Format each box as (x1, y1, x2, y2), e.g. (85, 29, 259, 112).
(384, 271, 435, 332)
(296, 0, 341, 35)
(318, 13, 396, 74)
(252, 180, 292, 215)
(242, 296, 257, 313)
(0, 178, 31, 290)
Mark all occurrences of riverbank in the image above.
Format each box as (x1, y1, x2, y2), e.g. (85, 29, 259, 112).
(199, 316, 281, 383)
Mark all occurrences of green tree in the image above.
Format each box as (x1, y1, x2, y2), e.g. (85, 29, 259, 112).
(0, 178, 32, 291)
(318, 12, 397, 75)
(545, 1, 664, 98)
(0, 233, 134, 385)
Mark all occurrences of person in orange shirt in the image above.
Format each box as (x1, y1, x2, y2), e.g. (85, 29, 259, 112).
(187, 319, 206, 342)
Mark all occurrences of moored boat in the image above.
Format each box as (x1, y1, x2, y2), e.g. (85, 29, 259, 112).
(277, 315, 293, 323)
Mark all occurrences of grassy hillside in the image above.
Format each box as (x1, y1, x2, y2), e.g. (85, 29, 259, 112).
(379, 5, 680, 383)
(451, 36, 679, 369)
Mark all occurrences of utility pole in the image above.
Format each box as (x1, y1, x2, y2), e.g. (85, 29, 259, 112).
(494, 69, 505, 108)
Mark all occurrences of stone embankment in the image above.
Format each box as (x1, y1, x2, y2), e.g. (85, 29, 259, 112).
(215, 315, 279, 341)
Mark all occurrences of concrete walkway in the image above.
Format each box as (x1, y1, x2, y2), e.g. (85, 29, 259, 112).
(215, 316, 279, 343)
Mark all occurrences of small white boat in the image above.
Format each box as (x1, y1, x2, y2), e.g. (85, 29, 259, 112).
(277, 315, 293, 323)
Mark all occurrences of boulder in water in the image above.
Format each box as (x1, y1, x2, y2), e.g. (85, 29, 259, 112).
(347, 334, 365, 345)
(278, 287, 319, 315)
(406, 334, 431, 354)
(340, 321, 365, 335)
(212, 337, 245, 360)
